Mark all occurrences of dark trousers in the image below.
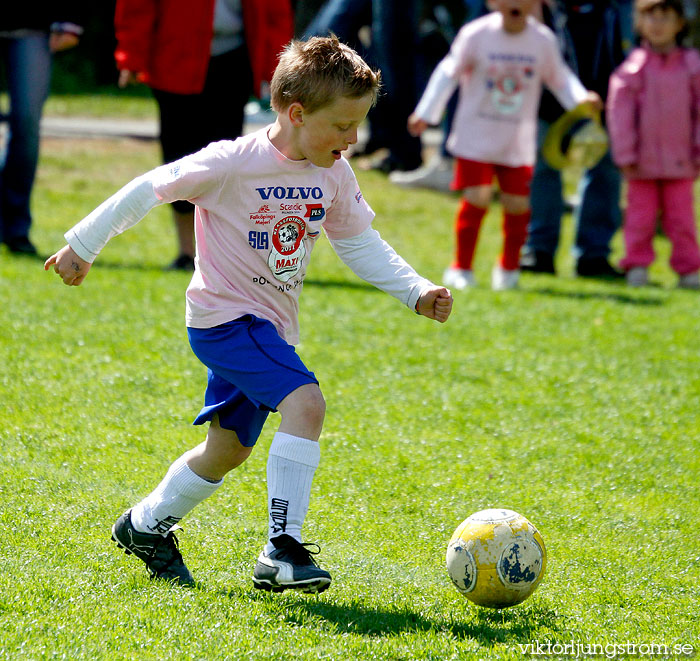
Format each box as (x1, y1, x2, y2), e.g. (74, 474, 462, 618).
(152, 46, 252, 213)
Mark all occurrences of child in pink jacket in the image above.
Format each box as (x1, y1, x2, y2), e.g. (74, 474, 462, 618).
(608, 0, 700, 289)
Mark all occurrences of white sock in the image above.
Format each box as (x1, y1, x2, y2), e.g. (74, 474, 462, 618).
(130, 455, 223, 536)
(265, 432, 320, 552)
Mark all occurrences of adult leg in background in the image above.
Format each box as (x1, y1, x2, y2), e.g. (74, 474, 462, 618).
(0, 33, 52, 253)
(574, 150, 623, 277)
(520, 118, 561, 274)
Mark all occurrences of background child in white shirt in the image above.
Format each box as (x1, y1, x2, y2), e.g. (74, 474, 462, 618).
(408, 0, 599, 290)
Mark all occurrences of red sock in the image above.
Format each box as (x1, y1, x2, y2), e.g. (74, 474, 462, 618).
(454, 199, 487, 270)
(501, 210, 531, 270)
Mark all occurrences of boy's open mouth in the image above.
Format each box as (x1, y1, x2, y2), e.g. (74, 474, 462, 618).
(510, 8, 522, 17)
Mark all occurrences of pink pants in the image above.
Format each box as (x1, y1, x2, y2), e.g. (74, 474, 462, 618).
(620, 179, 700, 275)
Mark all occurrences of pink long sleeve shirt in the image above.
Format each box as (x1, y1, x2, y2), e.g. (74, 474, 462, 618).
(607, 45, 700, 180)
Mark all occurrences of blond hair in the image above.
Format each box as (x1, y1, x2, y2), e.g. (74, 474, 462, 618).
(270, 35, 381, 114)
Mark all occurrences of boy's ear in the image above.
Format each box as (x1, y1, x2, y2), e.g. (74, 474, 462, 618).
(288, 102, 305, 127)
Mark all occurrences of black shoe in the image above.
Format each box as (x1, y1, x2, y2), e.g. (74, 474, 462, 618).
(253, 534, 332, 594)
(520, 250, 555, 274)
(167, 254, 195, 271)
(5, 236, 38, 256)
(576, 257, 623, 278)
(111, 510, 195, 585)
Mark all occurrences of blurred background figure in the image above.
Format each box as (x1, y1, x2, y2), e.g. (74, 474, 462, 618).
(390, 0, 488, 191)
(301, 0, 424, 173)
(115, 0, 293, 270)
(519, 0, 633, 278)
(0, 5, 84, 257)
(408, 0, 599, 291)
(608, 0, 700, 289)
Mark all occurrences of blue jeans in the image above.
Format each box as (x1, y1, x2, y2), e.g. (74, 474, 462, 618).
(526, 118, 621, 260)
(302, 0, 371, 45)
(0, 33, 52, 243)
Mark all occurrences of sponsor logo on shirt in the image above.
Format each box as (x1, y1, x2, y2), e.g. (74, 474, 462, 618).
(304, 204, 324, 237)
(248, 231, 269, 250)
(268, 216, 307, 282)
(256, 186, 323, 200)
(249, 204, 275, 225)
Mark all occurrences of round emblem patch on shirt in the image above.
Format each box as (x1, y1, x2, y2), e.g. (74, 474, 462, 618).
(268, 216, 307, 282)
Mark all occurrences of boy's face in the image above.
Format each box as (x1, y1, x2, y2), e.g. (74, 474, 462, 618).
(290, 94, 374, 168)
(493, 0, 536, 33)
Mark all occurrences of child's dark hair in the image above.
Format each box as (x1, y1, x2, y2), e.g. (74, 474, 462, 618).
(270, 35, 381, 113)
(635, 0, 688, 44)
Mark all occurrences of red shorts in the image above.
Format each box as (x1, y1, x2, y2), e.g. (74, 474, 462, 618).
(451, 158, 533, 197)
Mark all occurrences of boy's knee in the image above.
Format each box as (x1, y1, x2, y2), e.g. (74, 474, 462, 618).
(463, 186, 492, 209)
(501, 193, 530, 215)
(296, 386, 326, 425)
(278, 383, 326, 437)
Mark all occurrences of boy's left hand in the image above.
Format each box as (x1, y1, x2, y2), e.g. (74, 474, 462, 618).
(44, 244, 91, 286)
(417, 287, 453, 323)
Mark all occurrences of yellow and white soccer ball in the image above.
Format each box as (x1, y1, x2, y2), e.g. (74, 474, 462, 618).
(446, 509, 546, 608)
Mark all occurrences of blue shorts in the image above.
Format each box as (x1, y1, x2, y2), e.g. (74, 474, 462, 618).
(187, 315, 318, 447)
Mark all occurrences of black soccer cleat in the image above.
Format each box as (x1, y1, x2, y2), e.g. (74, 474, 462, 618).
(253, 534, 332, 594)
(111, 510, 195, 586)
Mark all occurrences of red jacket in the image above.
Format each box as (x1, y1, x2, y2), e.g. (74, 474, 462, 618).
(114, 0, 293, 96)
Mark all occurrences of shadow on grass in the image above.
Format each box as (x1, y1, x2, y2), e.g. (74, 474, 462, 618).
(529, 286, 665, 306)
(237, 588, 560, 646)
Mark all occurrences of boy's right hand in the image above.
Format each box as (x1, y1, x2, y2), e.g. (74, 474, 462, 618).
(44, 245, 91, 286)
(407, 113, 428, 137)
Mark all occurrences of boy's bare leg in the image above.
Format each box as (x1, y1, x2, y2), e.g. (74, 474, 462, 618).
(500, 192, 530, 216)
(185, 416, 253, 481)
(463, 184, 493, 209)
(277, 383, 325, 441)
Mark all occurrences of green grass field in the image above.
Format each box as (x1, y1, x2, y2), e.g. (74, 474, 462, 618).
(1, 123, 699, 660)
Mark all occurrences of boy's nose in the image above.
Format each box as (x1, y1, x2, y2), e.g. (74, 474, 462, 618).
(346, 128, 358, 146)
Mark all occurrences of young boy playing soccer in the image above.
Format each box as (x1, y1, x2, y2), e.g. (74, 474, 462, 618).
(45, 36, 453, 593)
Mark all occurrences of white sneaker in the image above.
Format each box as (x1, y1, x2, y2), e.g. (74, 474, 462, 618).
(491, 265, 520, 290)
(389, 155, 453, 192)
(626, 266, 648, 287)
(443, 266, 476, 290)
(678, 271, 700, 290)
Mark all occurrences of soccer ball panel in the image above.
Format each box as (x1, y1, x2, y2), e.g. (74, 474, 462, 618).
(497, 536, 545, 589)
(445, 540, 477, 594)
